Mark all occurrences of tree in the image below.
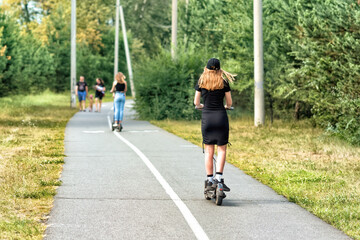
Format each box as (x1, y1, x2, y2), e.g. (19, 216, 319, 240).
(0, 11, 21, 96)
(2, 0, 42, 26)
(284, 0, 360, 143)
(121, 0, 172, 56)
(0, 10, 54, 96)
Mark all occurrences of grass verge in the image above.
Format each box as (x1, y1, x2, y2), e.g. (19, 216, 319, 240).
(152, 117, 360, 240)
(0, 90, 77, 239)
(93, 90, 134, 104)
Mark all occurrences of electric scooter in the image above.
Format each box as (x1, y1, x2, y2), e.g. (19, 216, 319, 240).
(204, 157, 227, 205)
(196, 105, 233, 206)
(112, 115, 123, 132)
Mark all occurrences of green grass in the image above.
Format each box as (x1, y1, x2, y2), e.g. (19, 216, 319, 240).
(92, 90, 134, 104)
(0, 90, 77, 239)
(152, 118, 360, 239)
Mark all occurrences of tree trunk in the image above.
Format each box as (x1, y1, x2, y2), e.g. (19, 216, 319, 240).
(24, 2, 31, 23)
(269, 95, 274, 124)
(294, 101, 300, 120)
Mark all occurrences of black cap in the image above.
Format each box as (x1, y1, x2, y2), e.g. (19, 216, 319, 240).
(206, 58, 220, 70)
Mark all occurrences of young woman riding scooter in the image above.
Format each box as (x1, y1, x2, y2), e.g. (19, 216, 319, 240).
(111, 72, 127, 131)
(194, 58, 235, 195)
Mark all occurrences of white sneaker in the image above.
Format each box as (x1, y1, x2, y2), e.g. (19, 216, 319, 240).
(113, 123, 118, 127)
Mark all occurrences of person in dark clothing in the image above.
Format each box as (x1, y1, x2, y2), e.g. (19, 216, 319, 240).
(194, 58, 235, 192)
(76, 76, 88, 112)
(94, 78, 106, 112)
(110, 72, 127, 130)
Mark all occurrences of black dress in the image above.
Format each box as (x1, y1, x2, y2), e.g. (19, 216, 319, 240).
(195, 81, 231, 146)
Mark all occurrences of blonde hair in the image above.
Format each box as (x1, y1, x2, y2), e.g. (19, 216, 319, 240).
(115, 72, 126, 84)
(198, 67, 236, 91)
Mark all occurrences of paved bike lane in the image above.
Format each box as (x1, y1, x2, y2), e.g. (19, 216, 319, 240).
(45, 100, 349, 240)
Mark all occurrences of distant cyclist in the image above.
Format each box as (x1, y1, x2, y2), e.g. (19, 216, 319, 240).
(194, 58, 235, 191)
(94, 78, 106, 113)
(111, 72, 127, 130)
(76, 76, 88, 112)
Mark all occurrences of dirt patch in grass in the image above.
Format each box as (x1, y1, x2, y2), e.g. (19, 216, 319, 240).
(152, 118, 360, 240)
(0, 91, 76, 239)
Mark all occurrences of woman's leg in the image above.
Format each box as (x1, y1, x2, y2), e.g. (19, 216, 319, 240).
(114, 95, 121, 124)
(99, 99, 102, 112)
(119, 94, 125, 123)
(214, 144, 230, 191)
(95, 98, 99, 111)
(216, 145, 227, 173)
(204, 144, 215, 175)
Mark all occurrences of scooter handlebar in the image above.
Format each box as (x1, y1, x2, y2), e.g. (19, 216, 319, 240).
(195, 106, 234, 110)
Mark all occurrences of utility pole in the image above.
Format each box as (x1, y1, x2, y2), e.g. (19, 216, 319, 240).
(114, 0, 120, 81)
(254, 0, 265, 126)
(70, 0, 76, 108)
(171, 0, 178, 59)
(119, 5, 135, 97)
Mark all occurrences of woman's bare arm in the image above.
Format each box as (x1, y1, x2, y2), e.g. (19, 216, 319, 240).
(110, 82, 116, 92)
(194, 91, 203, 108)
(225, 92, 232, 109)
(124, 82, 127, 92)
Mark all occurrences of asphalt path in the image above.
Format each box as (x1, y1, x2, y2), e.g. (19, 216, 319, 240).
(45, 100, 350, 240)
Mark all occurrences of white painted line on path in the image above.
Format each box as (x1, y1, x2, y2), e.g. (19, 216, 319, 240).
(82, 131, 104, 134)
(108, 118, 209, 240)
(107, 116, 112, 131)
(127, 130, 159, 133)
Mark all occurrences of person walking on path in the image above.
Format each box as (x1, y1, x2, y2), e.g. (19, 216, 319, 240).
(94, 78, 106, 113)
(194, 58, 236, 192)
(76, 76, 88, 112)
(111, 72, 127, 130)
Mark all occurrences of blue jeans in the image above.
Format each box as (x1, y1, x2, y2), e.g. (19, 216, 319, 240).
(114, 92, 125, 122)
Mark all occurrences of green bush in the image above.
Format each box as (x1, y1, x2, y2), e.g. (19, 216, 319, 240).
(134, 46, 208, 120)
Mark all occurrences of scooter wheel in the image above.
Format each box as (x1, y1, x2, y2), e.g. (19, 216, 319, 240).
(215, 187, 223, 206)
(215, 194, 223, 205)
